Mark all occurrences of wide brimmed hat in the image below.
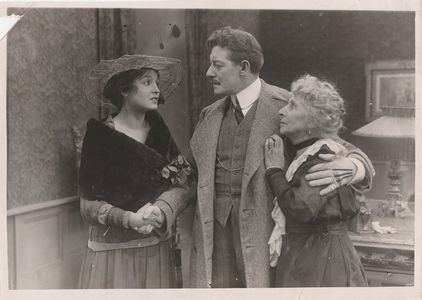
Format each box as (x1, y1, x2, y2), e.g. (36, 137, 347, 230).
(84, 55, 182, 108)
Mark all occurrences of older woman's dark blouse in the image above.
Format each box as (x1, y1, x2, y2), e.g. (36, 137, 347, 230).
(266, 145, 367, 287)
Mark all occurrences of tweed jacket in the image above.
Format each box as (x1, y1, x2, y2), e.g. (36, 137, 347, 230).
(188, 79, 375, 288)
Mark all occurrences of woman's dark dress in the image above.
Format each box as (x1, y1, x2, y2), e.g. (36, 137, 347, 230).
(266, 141, 368, 287)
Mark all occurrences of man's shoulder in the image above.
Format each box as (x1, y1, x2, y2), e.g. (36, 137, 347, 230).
(200, 97, 227, 115)
(261, 80, 291, 104)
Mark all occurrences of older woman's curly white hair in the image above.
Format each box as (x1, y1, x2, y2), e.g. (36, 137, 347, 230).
(291, 74, 345, 137)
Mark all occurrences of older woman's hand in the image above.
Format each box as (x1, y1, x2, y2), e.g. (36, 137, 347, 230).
(264, 134, 285, 170)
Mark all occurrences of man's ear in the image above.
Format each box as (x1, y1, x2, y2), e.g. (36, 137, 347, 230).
(239, 60, 251, 76)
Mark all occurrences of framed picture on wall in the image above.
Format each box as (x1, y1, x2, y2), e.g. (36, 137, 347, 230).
(365, 60, 415, 121)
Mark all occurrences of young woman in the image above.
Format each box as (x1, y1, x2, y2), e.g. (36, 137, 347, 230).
(264, 74, 368, 287)
(78, 55, 191, 288)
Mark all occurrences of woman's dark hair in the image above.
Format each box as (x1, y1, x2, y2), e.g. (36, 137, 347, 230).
(103, 68, 162, 110)
(206, 26, 264, 74)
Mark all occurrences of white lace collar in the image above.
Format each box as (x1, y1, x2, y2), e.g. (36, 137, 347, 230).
(285, 139, 348, 182)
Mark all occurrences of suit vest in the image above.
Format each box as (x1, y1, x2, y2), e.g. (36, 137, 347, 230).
(214, 99, 258, 227)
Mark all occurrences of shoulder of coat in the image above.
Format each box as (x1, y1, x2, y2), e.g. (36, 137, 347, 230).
(200, 96, 227, 116)
(261, 80, 291, 104)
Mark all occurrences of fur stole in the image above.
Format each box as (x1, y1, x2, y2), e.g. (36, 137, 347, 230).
(78, 112, 179, 212)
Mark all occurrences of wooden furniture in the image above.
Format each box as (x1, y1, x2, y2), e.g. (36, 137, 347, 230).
(350, 201, 414, 287)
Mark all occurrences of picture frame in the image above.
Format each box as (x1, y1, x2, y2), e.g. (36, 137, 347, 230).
(365, 60, 415, 121)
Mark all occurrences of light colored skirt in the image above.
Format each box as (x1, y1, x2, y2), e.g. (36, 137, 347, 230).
(78, 240, 175, 288)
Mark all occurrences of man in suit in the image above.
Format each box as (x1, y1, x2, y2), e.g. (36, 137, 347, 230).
(188, 27, 374, 288)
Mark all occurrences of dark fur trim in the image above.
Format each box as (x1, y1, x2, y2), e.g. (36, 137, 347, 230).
(79, 113, 179, 212)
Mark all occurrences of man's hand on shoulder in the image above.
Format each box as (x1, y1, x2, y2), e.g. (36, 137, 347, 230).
(304, 154, 359, 196)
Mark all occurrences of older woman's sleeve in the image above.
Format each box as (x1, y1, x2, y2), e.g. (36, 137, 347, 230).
(266, 168, 328, 223)
(80, 197, 132, 229)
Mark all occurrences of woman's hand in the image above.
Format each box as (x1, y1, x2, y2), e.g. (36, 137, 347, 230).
(129, 203, 165, 234)
(143, 205, 165, 226)
(129, 203, 164, 232)
(264, 134, 285, 170)
(128, 211, 161, 230)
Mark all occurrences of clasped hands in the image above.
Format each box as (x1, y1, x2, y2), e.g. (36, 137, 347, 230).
(264, 134, 357, 196)
(128, 203, 165, 234)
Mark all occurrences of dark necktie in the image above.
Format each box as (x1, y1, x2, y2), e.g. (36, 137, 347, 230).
(233, 96, 244, 124)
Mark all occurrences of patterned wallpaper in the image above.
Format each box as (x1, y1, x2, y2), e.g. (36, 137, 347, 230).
(7, 8, 99, 209)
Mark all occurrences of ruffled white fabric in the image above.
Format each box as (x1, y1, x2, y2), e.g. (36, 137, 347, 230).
(268, 138, 348, 266)
(285, 139, 348, 182)
(268, 197, 286, 267)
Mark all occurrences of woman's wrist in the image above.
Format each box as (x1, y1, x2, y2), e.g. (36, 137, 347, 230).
(123, 211, 132, 229)
(265, 165, 284, 171)
(265, 167, 285, 179)
(265, 166, 285, 178)
(127, 211, 137, 229)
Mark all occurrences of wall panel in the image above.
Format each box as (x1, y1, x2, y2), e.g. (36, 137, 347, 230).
(8, 198, 88, 289)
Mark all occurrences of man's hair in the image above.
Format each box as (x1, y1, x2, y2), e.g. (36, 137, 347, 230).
(206, 26, 264, 74)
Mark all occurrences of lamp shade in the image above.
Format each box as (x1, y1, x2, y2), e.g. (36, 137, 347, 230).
(352, 116, 414, 139)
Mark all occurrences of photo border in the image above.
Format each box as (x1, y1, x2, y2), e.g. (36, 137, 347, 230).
(0, 1, 421, 300)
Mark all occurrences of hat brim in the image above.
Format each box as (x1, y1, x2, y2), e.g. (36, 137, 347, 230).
(84, 55, 183, 108)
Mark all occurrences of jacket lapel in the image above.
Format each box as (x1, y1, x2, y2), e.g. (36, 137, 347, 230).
(190, 97, 227, 189)
(242, 81, 282, 197)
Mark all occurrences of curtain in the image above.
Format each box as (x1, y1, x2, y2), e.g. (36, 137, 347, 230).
(97, 8, 136, 60)
(97, 9, 137, 118)
(184, 10, 214, 134)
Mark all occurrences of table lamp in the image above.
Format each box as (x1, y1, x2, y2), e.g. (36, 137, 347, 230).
(353, 106, 414, 218)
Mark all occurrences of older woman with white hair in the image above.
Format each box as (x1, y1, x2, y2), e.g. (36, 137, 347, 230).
(264, 74, 368, 287)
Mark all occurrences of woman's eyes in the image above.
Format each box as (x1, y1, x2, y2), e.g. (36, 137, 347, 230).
(142, 80, 158, 86)
(138, 78, 158, 87)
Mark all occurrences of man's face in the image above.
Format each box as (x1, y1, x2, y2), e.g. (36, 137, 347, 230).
(206, 46, 243, 96)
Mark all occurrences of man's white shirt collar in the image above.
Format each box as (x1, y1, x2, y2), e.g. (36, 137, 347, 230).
(231, 77, 261, 115)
